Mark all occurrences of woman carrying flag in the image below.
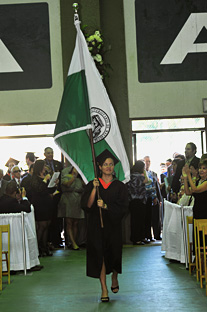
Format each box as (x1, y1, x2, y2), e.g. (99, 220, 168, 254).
(81, 149, 128, 302)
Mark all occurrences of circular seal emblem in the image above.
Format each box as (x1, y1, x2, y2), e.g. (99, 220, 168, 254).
(90, 107, 111, 144)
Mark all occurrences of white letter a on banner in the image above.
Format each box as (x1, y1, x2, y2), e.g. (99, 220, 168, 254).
(0, 39, 23, 73)
(161, 13, 207, 65)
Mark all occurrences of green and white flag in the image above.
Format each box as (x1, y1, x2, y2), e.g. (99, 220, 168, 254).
(54, 17, 130, 184)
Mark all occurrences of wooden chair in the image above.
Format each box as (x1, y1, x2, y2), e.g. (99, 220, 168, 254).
(194, 219, 207, 288)
(186, 216, 196, 274)
(0, 224, 10, 291)
(194, 219, 200, 281)
(202, 224, 207, 296)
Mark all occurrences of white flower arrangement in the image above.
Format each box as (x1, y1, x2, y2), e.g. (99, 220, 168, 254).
(83, 27, 111, 79)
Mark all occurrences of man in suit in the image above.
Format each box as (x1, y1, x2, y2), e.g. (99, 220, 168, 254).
(0, 181, 31, 213)
(0, 169, 8, 198)
(44, 147, 63, 248)
(171, 142, 200, 194)
(144, 156, 162, 241)
(44, 147, 63, 174)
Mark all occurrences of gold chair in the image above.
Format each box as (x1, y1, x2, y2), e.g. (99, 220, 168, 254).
(202, 224, 207, 296)
(186, 216, 196, 275)
(194, 219, 200, 281)
(0, 224, 10, 291)
(194, 219, 207, 288)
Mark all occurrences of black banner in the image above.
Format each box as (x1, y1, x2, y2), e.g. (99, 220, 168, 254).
(0, 3, 52, 91)
(135, 0, 207, 82)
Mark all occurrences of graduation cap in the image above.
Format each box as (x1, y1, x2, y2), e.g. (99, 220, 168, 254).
(96, 149, 119, 166)
(5, 157, 19, 167)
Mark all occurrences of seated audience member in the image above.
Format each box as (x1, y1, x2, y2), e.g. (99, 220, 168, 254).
(20, 164, 34, 202)
(0, 169, 8, 198)
(11, 165, 22, 187)
(0, 181, 31, 213)
(0, 180, 43, 272)
(3, 158, 19, 181)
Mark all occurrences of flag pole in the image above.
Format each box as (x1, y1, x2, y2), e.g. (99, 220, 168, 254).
(73, 3, 104, 228)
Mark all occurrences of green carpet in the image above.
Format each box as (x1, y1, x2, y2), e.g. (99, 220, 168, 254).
(0, 244, 206, 312)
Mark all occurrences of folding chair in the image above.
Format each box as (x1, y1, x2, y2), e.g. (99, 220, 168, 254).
(194, 219, 207, 288)
(186, 216, 196, 274)
(202, 224, 207, 296)
(0, 224, 10, 291)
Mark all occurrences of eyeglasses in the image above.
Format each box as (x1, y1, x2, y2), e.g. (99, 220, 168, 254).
(13, 170, 21, 173)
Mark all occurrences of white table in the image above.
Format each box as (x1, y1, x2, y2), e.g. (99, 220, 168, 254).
(0, 206, 40, 273)
(161, 200, 193, 265)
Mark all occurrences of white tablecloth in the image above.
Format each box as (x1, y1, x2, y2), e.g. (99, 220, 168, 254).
(161, 200, 193, 264)
(0, 206, 40, 271)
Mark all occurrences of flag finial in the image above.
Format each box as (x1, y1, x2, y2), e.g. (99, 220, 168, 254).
(73, 3, 80, 23)
(73, 3, 79, 13)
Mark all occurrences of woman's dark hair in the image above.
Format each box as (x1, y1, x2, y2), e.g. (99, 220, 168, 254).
(131, 160, 145, 174)
(98, 157, 115, 167)
(172, 158, 180, 165)
(174, 154, 185, 160)
(200, 153, 207, 162)
(198, 159, 207, 169)
(33, 159, 45, 176)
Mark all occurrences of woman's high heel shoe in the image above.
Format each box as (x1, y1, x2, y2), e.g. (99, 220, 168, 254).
(111, 285, 119, 293)
(101, 296, 109, 302)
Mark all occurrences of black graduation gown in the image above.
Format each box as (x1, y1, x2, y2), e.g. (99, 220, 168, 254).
(30, 175, 56, 221)
(81, 179, 128, 278)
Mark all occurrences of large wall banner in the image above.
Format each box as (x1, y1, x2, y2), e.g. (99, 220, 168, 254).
(0, 0, 64, 124)
(0, 3, 52, 91)
(135, 0, 207, 83)
(124, 0, 207, 118)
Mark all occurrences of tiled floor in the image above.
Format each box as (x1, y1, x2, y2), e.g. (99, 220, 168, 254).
(0, 243, 206, 311)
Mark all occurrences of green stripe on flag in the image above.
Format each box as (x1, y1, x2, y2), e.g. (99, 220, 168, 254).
(55, 70, 91, 136)
(55, 130, 94, 183)
(56, 130, 125, 183)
